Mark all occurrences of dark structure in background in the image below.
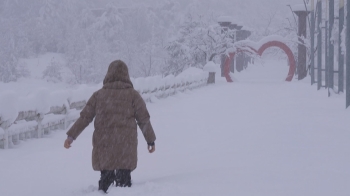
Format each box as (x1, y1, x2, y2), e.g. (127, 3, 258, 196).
(310, 1, 316, 85)
(317, 0, 323, 90)
(338, 0, 345, 93)
(293, 6, 309, 80)
(308, 0, 349, 108)
(218, 18, 251, 77)
(328, 0, 335, 89)
(346, 0, 350, 108)
(207, 72, 215, 84)
(236, 30, 252, 72)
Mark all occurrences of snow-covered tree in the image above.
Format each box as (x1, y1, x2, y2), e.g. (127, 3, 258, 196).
(0, 0, 305, 83)
(164, 40, 192, 76)
(164, 13, 236, 75)
(0, 16, 30, 82)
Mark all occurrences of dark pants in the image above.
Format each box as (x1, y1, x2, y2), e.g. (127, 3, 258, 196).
(115, 169, 132, 187)
(98, 170, 115, 193)
(98, 169, 132, 192)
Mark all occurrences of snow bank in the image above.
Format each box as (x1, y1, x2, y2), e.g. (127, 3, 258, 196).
(164, 74, 175, 89)
(69, 84, 101, 103)
(178, 67, 205, 77)
(21, 88, 51, 114)
(134, 67, 208, 96)
(49, 90, 71, 109)
(8, 120, 37, 135)
(177, 67, 208, 87)
(15, 88, 67, 114)
(1, 68, 208, 117)
(203, 61, 219, 72)
(136, 68, 208, 102)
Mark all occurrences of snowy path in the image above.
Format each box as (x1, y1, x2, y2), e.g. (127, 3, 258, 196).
(1, 60, 349, 196)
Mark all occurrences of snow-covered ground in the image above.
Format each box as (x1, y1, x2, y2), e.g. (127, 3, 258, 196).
(1, 59, 349, 196)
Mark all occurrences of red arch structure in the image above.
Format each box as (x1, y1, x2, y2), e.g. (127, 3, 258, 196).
(224, 41, 296, 82)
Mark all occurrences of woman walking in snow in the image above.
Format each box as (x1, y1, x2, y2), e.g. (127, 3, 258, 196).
(64, 60, 156, 193)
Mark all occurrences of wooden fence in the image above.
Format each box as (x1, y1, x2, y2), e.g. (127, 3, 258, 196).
(0, 73, 208, 149)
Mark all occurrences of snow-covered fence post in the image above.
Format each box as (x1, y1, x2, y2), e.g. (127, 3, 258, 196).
(64, 106, 69, 130)
(4, 128, 9, 149)
(63, 102, 73, 130)
(1, 121, 10, 149)
(4, 128, 8, 149)
(19, 131, 25, 141)
(36, 113, 44, 138)
(204, 62, 218, 84)
(207, 73, 215, 84)
(12, 133, 19, 145)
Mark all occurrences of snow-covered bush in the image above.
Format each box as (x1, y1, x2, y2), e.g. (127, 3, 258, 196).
(42, 58, 63, 83)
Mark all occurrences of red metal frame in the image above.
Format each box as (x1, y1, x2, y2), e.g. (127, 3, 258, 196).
(224, 41, 296, 82)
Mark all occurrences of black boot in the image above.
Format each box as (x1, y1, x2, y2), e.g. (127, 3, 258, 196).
(115, 169, 132, 187)
(98, 170, 115, 193)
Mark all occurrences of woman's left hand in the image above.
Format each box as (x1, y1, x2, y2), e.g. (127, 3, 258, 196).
(148, 145, 155, 153)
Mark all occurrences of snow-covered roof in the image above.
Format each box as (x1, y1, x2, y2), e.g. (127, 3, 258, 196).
(217, 16, 240, 25)
(241, 25, 253, 31)
(217, 16, 233, 23)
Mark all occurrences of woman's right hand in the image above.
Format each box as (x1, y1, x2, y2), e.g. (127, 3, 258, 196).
(64, 138, 73, 149)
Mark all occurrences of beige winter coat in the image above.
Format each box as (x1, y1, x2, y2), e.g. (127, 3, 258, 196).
(66, 60, 156, 171)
